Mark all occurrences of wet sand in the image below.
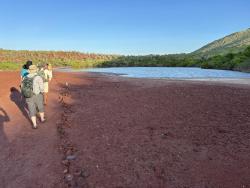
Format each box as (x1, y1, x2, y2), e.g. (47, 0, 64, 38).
(0, 71, 250, 188)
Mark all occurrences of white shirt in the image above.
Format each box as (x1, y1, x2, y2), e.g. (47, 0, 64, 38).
(44, 69, 53, 82)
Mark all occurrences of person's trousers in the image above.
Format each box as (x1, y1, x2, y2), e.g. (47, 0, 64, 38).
(26, 93, 44, 117)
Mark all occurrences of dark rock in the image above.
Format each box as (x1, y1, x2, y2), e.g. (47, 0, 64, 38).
(62, 160, 70, 166)
(65, 174, 73, 182)
(82, 170, 90, 178)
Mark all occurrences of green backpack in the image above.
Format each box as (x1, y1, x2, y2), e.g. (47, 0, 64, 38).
(21, 76, 35, 98)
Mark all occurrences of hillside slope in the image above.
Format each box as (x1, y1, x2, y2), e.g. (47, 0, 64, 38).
(193, 28, 250, 57)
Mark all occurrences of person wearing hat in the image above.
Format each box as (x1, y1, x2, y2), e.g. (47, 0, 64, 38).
(25, 65, 46, 129)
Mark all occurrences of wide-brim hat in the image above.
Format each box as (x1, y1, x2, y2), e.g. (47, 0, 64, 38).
(28, 65, 38, 74)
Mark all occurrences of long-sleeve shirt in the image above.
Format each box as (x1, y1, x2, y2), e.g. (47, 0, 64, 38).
(27, 73, 44, 95)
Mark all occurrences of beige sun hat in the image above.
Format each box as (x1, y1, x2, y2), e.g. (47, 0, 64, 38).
(28, 65, 38, 74)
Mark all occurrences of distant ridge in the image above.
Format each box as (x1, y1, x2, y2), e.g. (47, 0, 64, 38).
(193, 28, 250, 57)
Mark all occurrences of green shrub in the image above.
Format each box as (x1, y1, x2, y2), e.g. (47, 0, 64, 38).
(234, 59, 250, 72)
(0, 62, 22, 70)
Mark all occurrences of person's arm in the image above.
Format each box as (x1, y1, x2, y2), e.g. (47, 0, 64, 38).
(20, 70, 24, 82)
(49, 70, 53, 81)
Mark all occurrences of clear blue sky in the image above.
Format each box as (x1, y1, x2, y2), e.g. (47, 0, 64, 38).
(0, 0, 249, 55)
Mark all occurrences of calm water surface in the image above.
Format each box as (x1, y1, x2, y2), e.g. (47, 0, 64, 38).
(58, 67, 250, 79)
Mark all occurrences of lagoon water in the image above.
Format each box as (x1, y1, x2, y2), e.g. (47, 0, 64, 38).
(59, 67, 250, 79)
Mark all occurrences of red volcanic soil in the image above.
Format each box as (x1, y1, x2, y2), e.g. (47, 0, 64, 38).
(0, 71, 250, 188)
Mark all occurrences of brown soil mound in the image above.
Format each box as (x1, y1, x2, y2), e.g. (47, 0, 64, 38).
(0, 71, 250, 188)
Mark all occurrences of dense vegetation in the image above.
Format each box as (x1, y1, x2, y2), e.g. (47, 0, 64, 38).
(1, 28, 250, 72)
(100, 54, 200, 67)
(0, 49, 117, 70)
(200, 46, 250, 72)
(100, 46, 250, 72)
(0, 47, 250, 73)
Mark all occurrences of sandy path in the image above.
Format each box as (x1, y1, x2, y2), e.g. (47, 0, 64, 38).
(0, 72, 84, 187)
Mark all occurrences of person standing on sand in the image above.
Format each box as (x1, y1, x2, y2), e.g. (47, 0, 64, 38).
(22, 65, 46, 129)
(43, 63, 53, 105)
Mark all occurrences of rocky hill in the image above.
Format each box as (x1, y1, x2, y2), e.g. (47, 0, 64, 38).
(193, 28, 250, 57)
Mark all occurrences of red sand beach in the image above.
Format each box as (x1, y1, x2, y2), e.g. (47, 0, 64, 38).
(0, 71, 250, 188)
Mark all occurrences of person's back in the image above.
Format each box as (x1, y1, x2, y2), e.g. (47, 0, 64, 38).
(27, 72, 44, 95)
(43, 69, 50, 82)
(20, 60, 33, 81)
(20, 65, 28, 80)
(43, 64, 53, 105)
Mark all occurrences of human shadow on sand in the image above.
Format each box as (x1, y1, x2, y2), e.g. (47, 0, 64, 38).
(0, 107, 10, 146)
(10, 87, 30, 123)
